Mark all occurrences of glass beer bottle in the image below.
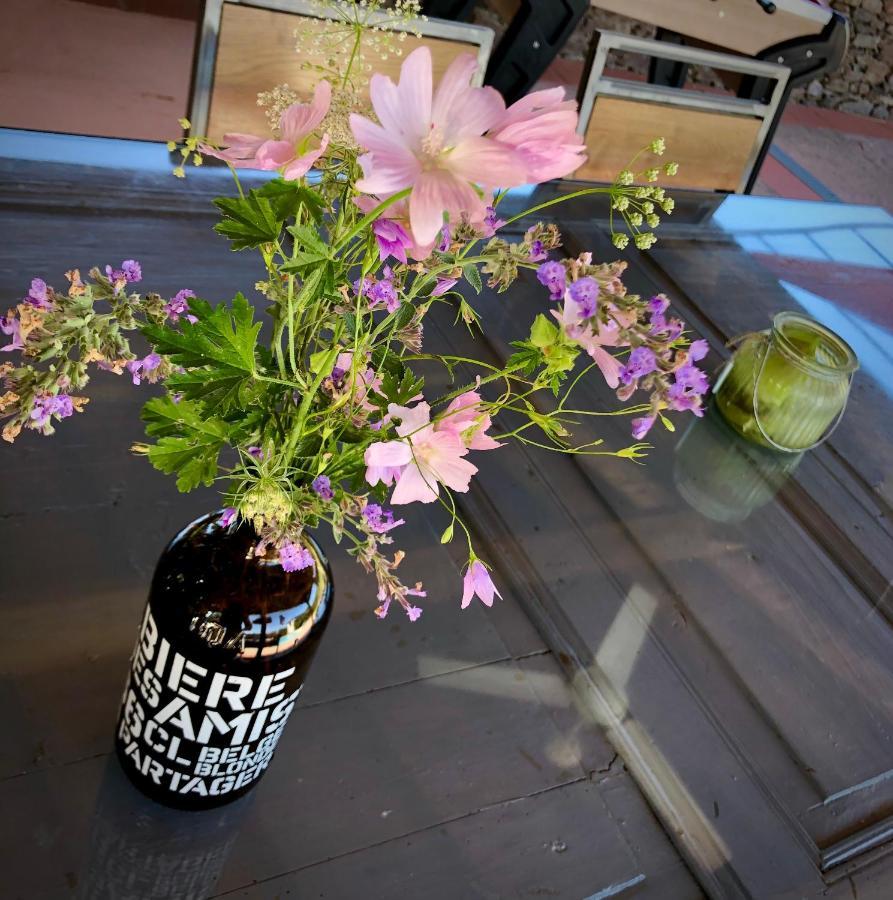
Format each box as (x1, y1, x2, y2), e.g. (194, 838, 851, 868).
(115, 510, 333, 809)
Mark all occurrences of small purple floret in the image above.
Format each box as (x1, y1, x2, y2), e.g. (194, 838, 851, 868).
(536, 261, 566, 301)
(279, 542, 314, 573)
(312, 474, 334, 501)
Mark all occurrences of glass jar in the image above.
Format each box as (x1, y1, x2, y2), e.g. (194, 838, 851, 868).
(115, 510, 333, 809)
(714, 312, 858, 452)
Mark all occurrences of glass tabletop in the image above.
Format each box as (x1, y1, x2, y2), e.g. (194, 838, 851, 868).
(1, 134, 892, 897)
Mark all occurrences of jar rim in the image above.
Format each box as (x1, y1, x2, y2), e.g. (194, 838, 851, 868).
(771, 312, 859, 377)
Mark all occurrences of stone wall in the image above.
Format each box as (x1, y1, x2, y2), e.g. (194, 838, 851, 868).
(471, 0, 892, 119)
(804, 0, 892, 119)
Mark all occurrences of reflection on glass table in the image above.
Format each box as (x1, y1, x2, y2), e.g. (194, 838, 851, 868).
(674, 402, 803, 524)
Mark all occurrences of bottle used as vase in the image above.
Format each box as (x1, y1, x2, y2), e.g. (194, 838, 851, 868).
(115, 510, 333, 809)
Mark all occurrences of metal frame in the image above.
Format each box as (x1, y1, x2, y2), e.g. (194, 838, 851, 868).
(576, 31, 791, 194)
(189, 0, 495, 138)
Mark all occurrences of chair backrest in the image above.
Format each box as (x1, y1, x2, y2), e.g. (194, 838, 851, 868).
(575, 31, 790, 194)
(191, 0, 494, 143)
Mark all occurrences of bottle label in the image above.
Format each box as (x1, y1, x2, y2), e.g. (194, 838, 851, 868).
(116, 605, 301, 800)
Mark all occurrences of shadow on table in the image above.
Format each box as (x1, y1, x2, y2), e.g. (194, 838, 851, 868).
(77, 758, 253, 900)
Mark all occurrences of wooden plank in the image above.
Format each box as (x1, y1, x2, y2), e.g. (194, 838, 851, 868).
(0, 655, 622, 898)
(229, 779, 702, 900)
(590, 0, 830, 58)
(207, 4, 488, 142)
(577, 96, 761, 192)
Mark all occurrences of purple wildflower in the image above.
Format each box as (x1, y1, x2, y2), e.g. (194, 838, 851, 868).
(125, 352, 162, 385)
(619, 346, 658, 385)
(568, 276, 599, 318)
(247, 445, 264, 461)
(432, 277, 458, 297)
(220, 507, 237, 528)
(479, 206, 506, 238)
(369, 278, 400, 314)
(631, 415, 656, 440)
(164, 289, 198, 324)
(279, 542, 314, 573)
(528, 239, 547, 263)
(363, 503, 405, 534)
(312, 474, 334, 501)
(121, 260, 142, 283)
(536, 261, 566, 301)
(0, 314, 24, 352)
(25, 278, 53, 310)
(372, 218, 413, 264)
(689, 339, 709, 362)
(353, 276, 373, 297)
(30, 393, 74, 429)
(406, 605, 423, 622)
(648, 295, 670, 316)
(675, 363, 710, 394)
(105, 265, 127, 293)
(438, 224, 452, 253)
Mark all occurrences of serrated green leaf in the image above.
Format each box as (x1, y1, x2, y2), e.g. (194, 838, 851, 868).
(256, 179, 325, 222)
(213, 193, 281, 250)
(282, 224, 331, 271)
(464, 264, 482, 294)
(143, 293, 261, 380)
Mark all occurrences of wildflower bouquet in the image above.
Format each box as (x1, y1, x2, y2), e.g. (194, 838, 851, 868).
(0, 4, 708, 621)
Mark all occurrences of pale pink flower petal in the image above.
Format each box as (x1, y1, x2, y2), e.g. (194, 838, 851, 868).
(461, 560, 502, 609)
(446, 136, 527, 190)
(280, 80, 331, 143)
(438, 391, 501, 450)
(282, 134, 330, 180)
(391, 460, 439, 504)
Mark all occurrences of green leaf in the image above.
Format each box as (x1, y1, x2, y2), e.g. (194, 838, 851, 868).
(506, 341, 540, 377)
(148, 437, 221, 492)
(374, 368, 424, 408)
(213, 192, 282, 250)
(464, 264, 482, 295)
(282, 224, 331, 271)
(142, 396, 229, 492)
(530, 314, 558, 349)
(309, 349, 331, 374)
(142, 294, 262, 414)
(256, 179, 325, 222)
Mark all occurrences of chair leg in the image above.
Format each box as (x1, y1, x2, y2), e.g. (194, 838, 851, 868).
(485, 0, 589, 105)
(647, 29, 689, 88)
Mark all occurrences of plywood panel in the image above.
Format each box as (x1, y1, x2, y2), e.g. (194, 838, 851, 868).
(207, 3, 485, 142)
(591, 0, 830, 57)
(577, 95, 762, 192)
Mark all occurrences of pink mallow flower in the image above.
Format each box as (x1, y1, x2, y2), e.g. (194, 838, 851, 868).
(461, 560, 502, 609)
(203, 81, 331, 181)
(349, 47, 527, 245)
(489, 87, 586, 182)
(364, 401, 477, 505)
(436, 390, 501, 450)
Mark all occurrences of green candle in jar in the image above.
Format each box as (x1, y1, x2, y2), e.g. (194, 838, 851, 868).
(714, 312, 858, 452)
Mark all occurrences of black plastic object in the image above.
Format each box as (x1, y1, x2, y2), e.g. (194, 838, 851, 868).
(485, 0, 589, 104)
(115, 510, 334, 809)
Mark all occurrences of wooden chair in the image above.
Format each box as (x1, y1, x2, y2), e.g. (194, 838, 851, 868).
(574, 31, 790, 193)
(190, 0, 494, 144)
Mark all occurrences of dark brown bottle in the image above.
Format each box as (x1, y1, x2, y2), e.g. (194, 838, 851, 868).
(114, 510, 333, 809)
